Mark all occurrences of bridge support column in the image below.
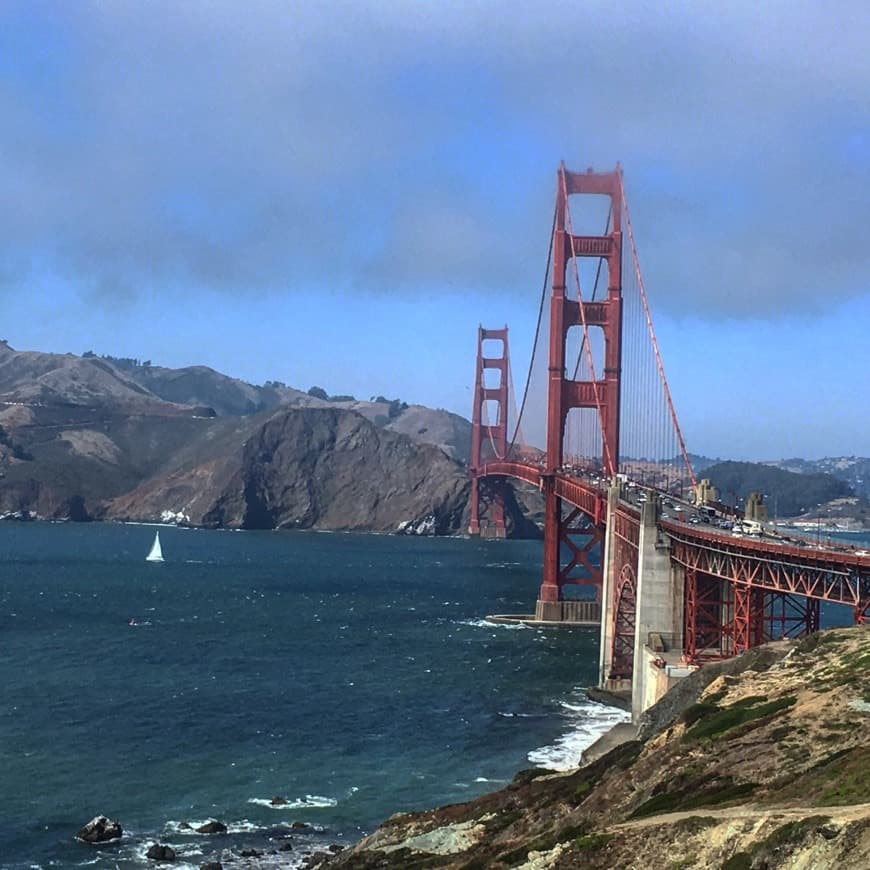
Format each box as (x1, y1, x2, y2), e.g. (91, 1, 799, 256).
(598, 483, 623, 688)
(631, 501, 685, 722)
(535, 477, 561, 618)
(535, 479, 604, 621)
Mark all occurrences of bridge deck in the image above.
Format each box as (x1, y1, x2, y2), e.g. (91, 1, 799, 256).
(476, 461, 870, 593)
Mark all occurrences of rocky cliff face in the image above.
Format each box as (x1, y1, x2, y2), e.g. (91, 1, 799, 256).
(0, 343, 541, 534)
(318, 625, 870, 869)
(106, 408, 472, 532)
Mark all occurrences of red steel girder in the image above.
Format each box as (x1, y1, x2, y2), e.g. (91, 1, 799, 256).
(684, 570, 732, 662)
(610, 564, 636, 679)
(558, 507, 604, 594)
(668, 531, 866, 608)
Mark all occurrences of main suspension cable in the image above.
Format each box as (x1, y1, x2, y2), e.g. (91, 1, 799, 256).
(508, 198, 557, 453)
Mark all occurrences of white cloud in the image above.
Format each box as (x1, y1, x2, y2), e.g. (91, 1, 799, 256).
(0, 0, 867, 316)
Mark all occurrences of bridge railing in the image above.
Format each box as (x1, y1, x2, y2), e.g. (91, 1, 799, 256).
(661, 521, 870, 571)
(477, 461, 611, 524)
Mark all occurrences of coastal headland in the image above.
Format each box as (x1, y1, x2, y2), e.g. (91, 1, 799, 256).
(316, 625, 870, 869)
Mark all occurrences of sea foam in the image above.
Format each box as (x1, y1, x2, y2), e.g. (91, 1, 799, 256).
(248, 794, 338, 810)
(527, 696, 630, 771)
(455, 618, 530, 631)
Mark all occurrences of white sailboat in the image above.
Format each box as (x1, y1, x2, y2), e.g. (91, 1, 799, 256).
(146, 531, 164, 563)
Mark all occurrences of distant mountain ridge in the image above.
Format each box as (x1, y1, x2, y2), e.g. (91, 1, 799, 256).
(0, 342, 488, 532)
(0, 341, 472, 462)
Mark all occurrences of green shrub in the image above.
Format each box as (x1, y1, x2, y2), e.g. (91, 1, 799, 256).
(687, 696, 796, 741)
(721, 853, 752, 870)
(575, 832, 613, 850)
(681, 702, 719, 727)
(630, 780, 757, 819)
(574, 780, 592, 801)
(512, 768, 555, 785)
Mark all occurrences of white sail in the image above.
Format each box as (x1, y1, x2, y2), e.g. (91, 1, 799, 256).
(146, 531, 164, 562)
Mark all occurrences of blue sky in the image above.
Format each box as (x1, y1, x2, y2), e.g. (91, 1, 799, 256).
(1, 1, 868, 460)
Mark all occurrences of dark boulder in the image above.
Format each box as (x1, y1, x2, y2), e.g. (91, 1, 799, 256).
(195, 821, 227, 835)
(269, 795, 287, 806)
(200, 863, 223, 870)
(146, 843, 176, 861)
(76, 815, 122, 843)
(239, 848, 261, 857)
(278, 841, 294, 851)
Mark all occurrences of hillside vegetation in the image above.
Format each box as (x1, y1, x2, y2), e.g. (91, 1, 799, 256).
(319, 625, 870, 869)
(704, 460, 854, 516)
(769, 457, 870, 500)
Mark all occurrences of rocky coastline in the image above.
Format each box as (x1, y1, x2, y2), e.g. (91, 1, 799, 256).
(73, 811, 346, 868)
(310, 626, 870, 869)
(69, 627, 870, 868)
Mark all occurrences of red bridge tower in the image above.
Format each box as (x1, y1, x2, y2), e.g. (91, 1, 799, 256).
(468, 326, 509, 538)
(537, 165, 624, 619)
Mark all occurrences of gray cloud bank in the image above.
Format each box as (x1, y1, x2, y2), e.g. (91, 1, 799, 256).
(1, 0, 867, 316)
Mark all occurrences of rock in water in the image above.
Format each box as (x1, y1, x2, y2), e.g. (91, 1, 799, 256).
(145, 843, 176, 861)
(200, 863, 223, 870)
(195, 820, 227, 834)
(76, 815, 122, 843)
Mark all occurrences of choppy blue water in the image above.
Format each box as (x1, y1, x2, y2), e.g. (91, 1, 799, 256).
(0, 523, 622, 869)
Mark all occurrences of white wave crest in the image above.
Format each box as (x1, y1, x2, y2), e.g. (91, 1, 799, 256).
(527, 697, 630, 772)
(455, 618, 530, 630)
(248, 794, 337, 810)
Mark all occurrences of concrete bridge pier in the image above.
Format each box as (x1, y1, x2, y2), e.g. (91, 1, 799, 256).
(630, 500, 686, 721)
(599, 493, 693, 722)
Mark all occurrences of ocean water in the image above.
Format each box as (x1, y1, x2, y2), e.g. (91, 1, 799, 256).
(0, 523, 621, 869)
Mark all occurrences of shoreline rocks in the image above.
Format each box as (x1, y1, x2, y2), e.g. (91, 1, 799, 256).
(146, 842, 176, 861)
(76, 815, 122, 843)
(195, 820, 227, 835)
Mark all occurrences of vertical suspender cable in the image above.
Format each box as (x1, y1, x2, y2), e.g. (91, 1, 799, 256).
(619, 168, 697, 490)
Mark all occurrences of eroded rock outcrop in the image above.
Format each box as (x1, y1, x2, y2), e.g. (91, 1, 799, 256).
(100, 407, 480, 533)
(145, 842, 176, 861)
(76, 815, 122, 843)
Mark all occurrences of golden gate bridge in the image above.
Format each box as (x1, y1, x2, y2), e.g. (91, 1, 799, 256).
(467, 163, 870, 717)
